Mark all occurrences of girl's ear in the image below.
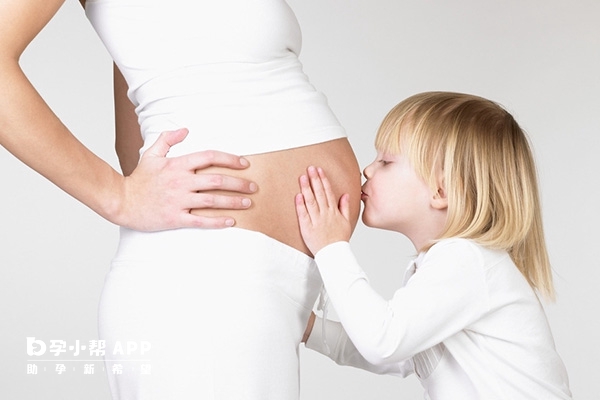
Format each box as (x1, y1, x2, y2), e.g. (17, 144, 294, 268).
(431, 178, 448, 210)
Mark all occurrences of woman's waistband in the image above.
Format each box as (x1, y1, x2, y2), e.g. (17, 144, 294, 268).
(115, 226, 317, 273)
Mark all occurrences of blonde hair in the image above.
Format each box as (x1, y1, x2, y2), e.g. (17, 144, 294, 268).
(375, 91, 554, 299)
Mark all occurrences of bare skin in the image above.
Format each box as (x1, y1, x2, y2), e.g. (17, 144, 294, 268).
(106, 6, 362, 255)
(193, 139, 362, 255)
(0, 0, 256, 231)
(115, 65, 362, 254)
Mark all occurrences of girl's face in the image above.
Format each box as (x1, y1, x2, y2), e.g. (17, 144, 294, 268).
(361, 152, 445, 245)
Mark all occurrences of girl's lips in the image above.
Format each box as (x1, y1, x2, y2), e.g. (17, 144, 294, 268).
(361, 191, 368, 201)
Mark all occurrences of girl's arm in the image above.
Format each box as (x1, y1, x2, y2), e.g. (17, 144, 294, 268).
(0, 0, 255, 230)
(303, 312, 413, 377)
(296, 167, 489, 365)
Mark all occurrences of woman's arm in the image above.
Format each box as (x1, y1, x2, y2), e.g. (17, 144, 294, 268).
(0, 0, 255, 230)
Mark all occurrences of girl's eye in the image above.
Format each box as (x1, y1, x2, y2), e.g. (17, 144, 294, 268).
(379, 160, 391, 166)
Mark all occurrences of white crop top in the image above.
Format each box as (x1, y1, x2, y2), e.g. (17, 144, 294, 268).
(85, 0, 346, 156)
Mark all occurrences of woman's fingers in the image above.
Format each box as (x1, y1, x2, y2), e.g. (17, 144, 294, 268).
(189, 192, 252, 210)
(179, 213, 236, 229)
(143, 130, 251, 173)
(143, 128, 189, 158)
(181, 149, 251, 171)
(123, 130, 259, 230)
(192, 173, 257, 194)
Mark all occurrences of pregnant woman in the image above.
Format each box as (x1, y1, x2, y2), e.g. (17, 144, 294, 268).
(1, 0, 361, 398)
(89, 1, 361, 398)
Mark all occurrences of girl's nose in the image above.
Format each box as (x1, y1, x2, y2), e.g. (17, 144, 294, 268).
(363, 163, 373, 179)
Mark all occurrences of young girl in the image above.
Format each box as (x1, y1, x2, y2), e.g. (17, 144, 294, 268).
(295, 92, 572, 399)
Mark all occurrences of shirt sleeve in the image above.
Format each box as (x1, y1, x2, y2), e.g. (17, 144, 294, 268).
(314, 240, 490, 366)
(305, 316, 413, 377)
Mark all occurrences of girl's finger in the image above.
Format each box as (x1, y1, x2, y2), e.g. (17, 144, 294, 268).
(295, 193, 311, 225)
(317, 167, 337, 209)
(339, 193, 351, 221)
(300, 174, 319, 216)
(307, 166, 329, 208)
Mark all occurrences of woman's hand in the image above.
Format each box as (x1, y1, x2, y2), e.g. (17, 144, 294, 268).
(115, 128, 257, 231)
(295, 166, 352, 255)
(0, 0, 254, 232)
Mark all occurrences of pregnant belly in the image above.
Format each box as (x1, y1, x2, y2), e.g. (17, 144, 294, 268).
(191, 138, 361, 255)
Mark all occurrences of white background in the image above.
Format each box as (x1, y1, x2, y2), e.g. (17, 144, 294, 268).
(1, 0, 598, 399)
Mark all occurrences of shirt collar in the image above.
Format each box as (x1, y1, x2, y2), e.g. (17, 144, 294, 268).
(402, 252, 426, 285)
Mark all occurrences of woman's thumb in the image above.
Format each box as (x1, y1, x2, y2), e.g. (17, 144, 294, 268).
(144, 128, 189, 158)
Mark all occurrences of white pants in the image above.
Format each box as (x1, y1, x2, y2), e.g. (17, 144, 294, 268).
(99, 227, 321, 399)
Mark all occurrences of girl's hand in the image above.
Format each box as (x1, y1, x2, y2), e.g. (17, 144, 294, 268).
(295, 166, 352, 255)
(116, 128, 256, 231)
(302, 312, 317, 343)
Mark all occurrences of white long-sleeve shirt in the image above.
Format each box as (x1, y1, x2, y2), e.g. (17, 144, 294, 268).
(306, 239, 571, 399)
